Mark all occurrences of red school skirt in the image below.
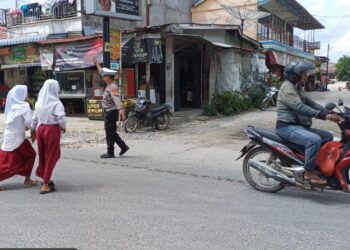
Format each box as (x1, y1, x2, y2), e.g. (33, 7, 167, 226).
(0, 139, 36, 182)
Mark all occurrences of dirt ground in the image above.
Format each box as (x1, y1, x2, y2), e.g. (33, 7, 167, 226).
(0, 82, 348, 149)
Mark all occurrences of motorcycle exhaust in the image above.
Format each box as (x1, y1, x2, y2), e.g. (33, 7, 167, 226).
(248, 159, 296, 186)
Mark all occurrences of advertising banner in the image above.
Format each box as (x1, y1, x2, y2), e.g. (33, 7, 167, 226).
(0, 46, 40, 66)
(130, 34, 163, 64)
(54, 39, 103, 71)
(40, 46, 54, 69)
(115, 0, 139, 16)
(85, 0, 142, 20)
(110, 29, 121, 70)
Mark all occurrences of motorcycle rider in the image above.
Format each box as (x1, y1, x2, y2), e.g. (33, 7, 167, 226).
(276, 61, 339, 185)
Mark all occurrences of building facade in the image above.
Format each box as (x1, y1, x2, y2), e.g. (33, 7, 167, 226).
(0, 0, 198, 114)
(192, 0, 324, 77)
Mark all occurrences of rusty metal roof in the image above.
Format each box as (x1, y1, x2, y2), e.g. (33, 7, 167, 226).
(38, 35, 102, 45)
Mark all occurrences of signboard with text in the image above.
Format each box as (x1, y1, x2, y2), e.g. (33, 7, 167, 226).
(87, 99, 104, 120)
(54, 39, 103, 71)
(0, 46, 40, 66)
(130, 34, 163, 64)
(85, 0, 142, 21)
(110, 30, 121, 70)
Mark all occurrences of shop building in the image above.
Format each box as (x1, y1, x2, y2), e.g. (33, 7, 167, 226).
(192, 0, 324, 78)
(124, 23, 265, 111)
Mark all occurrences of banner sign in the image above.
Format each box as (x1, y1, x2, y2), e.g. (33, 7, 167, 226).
(115, 0, 139, 16)
(110, 30, 121, 70)
(87, 99, 104, 120)
(54, 39, 103, 71)
(130, 34, 163, 64)
(40, 46, 54, 69)
(85, 0, 142, 21)
(0, 46, 40, 65)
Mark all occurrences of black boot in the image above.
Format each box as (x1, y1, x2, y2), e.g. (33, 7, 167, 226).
(100, 153, 116, 159)
(119, 146, 130, 156)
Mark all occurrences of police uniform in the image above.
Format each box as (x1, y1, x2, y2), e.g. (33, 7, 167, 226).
(100, 68, 129, 158)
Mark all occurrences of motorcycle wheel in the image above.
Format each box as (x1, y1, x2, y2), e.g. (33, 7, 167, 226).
(155, 113, 171, 130)
(260, 98, 270, 111)
(124, 116, 139, 133)
(243, 147, 285, 193)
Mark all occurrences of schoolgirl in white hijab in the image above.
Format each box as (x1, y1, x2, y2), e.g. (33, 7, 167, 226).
(0, 85, 38, 190)
(31, 79, 66, 194)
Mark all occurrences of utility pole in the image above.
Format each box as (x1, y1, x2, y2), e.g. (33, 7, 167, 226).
(145, 0, 151, 100)
(326, 43, 330, 82)
(103, 16, 110, 68)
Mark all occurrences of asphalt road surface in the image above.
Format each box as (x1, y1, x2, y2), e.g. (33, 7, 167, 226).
(1, 83, 350, 250)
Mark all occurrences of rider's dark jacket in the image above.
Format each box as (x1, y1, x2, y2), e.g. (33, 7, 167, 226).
(276, 80, 328, 128)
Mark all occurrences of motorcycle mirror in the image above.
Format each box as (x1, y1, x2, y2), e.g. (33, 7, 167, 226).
(338, 99, 344, 106)
(325, 102, 336, 111)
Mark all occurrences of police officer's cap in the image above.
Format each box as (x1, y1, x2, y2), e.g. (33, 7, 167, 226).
(102, 67, 118, 76)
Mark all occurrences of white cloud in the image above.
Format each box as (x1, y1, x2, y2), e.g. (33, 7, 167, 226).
(297, 0, 350, 62)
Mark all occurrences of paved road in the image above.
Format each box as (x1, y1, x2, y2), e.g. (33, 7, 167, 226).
(1, 83, 350, 249)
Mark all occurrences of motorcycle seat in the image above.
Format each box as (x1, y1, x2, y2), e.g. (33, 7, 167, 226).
(254, 128, 305, 154)
(150, 105, 169, 114)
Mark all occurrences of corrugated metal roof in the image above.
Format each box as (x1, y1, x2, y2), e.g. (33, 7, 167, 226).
(0, 34, 47, 47)
(259, 0, 324, 30)
(38, 35, 102, 45)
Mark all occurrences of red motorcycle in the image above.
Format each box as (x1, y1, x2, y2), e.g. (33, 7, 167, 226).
(237, 100, 350, 193)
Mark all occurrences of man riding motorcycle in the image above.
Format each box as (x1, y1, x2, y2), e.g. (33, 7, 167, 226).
(276, 61, 340, 185)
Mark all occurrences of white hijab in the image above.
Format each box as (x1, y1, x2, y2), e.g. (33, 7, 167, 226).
(4, 85, 31, 125)
(35, 79, 63, 123)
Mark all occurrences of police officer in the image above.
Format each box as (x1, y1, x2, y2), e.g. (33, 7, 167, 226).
(93, 58, 129, 159)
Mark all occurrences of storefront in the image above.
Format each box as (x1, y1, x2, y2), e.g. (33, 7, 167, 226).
(262, 40, 315, 78)
(123, 34, 164, 105)
(0, 42, 51, 97)
(47, 37, 104, 115)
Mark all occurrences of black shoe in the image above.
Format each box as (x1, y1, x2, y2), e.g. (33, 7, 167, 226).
(40, 186, 56, 195)
(119, 146, 130, 156)
(40, 181, 55, 188)
(100, 153, 116, 159)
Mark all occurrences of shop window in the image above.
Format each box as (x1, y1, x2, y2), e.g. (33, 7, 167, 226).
(28, 68, 46, 97)
(56, 71, 85, 96)
(92, 70, 105, 98)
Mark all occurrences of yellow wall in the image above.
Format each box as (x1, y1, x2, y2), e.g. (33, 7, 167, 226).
(192, 0, 259, 40)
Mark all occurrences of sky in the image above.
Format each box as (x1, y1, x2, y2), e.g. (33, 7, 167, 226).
(1, 0, 349, 62)
(296, 0, 350, 63)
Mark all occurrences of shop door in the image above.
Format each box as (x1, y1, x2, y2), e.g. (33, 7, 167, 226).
(174, 51, 202, 111)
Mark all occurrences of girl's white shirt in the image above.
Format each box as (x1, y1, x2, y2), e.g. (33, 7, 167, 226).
(1, 85, 32, 151)
(1, 111, 32, 151)
(31, 79, 66, 129)
(31, 103, 66, 129)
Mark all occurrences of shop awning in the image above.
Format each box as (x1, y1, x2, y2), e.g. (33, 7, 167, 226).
(258, 0, 324, 30)
(38, 35, 102, 45)
(1, 63, 44, 69)
(0, 35, 47, 47)
(265, 50, 313, 68)
(172, 34, 260, 52)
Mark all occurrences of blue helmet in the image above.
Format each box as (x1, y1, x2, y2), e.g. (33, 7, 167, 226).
(284, 61, 314, 84)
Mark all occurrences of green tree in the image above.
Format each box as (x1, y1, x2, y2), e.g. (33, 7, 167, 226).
(337, 55, 350, 81)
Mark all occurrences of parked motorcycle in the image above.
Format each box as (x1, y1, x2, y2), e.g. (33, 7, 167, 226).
(237, 99, 350, 193)
(124, 98, 172, 133)
(260, 86, 279, 111)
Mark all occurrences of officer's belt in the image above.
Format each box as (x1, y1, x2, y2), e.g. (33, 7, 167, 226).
(104, 107, 118, 112)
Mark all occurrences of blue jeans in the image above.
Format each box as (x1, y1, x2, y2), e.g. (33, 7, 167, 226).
(276, 125, 333, 171)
